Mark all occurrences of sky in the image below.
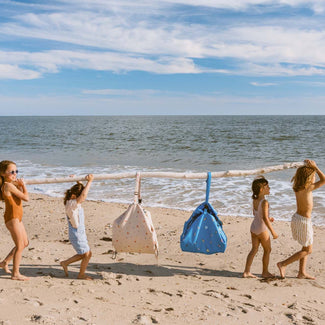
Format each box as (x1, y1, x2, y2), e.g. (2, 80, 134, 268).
(1, 0, 325, 115)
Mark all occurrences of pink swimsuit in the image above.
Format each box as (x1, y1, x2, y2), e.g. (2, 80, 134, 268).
(250, 199, 268, 235)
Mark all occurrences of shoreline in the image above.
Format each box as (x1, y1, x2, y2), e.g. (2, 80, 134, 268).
(0, 193, 324, 324)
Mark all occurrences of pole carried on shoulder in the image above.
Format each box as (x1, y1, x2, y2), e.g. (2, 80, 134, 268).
(24, 162, 304, 185)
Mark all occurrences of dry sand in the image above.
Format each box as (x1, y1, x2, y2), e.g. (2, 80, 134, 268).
(0, 194, 324, 325)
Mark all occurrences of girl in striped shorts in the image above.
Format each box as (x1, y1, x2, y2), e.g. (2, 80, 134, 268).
(277, 160, 325, 280)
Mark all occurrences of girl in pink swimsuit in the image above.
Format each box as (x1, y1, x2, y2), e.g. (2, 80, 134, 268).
(243, 176, 278, 279)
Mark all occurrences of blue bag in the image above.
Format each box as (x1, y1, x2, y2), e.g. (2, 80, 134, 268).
(180, 172, 227, 254)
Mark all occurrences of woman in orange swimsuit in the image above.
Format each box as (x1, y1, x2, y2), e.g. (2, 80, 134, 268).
(0, 160, 29, 281)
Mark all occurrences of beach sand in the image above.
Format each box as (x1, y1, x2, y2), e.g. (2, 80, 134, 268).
(0, 193, 324, 325)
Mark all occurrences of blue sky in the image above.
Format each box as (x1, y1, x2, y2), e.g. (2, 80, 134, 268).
(1, 0, 325, 115)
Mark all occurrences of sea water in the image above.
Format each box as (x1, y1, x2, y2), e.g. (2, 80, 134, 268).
(0, 115, 324, 225)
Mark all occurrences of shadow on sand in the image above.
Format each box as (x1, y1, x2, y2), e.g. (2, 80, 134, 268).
(1, 262, 242, 280)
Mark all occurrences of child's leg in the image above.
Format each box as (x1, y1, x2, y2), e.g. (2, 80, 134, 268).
(60, 254, 84, 277)
(259, 231, 274, 278)
(6, 219, 29, 281)
(78, 250, 92, 280)
(243, 233, 260, 278)
(0, 247, 16, 274)
(277, 245, 312, 279)
(21, 222, 29, 247)
(297, 245, 314, 279)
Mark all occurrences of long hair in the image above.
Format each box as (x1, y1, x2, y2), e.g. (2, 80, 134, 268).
(64, 181, 85, 205)
(0, 160, 16, 201)
(291, 166, 315, 192)
(251, 176, 268, 199)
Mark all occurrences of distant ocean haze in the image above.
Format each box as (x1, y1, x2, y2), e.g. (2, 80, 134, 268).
(1, 115, 324, 225)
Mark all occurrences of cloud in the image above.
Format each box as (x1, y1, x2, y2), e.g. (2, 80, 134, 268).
(0, 50, 206, 79)
(57, 0, 325, 13)
(241, 63, 325, 76)
(1, 45, 325, 80)
(1, 1, 325, 79)
(218, 26, 325, 65)
(250, 82, 277, 87)
(0, 12, 206, 57)
(295, 81, 325, 87)
(0, 63, 41, 79)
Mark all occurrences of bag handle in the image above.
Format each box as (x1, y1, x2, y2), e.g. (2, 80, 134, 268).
(205, 172, 211, 204)
(134, 172, 142, 204)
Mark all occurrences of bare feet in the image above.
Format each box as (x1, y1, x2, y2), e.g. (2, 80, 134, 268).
(242, 272, 257, 278)
(297, 273, 315, 280)
(0, 261, 11, 274)
(262, 272, 275, 279)
(11, 274, 29, 281)
(60, 261, 69, 277)
(77, 275, 93, 280)
(277, 262, 286, 278)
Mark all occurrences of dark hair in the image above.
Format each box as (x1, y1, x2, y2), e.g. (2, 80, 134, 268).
(0, 176, 4, 201)
(291, 166, 315, 192)
(64, 182, 85, 205)
(251, 176, 268, 199)
(0, 160, 16, 201)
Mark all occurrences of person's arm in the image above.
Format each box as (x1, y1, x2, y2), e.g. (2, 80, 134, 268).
(262, 200, 278, 239)
(76, 174, 94, 204)
(305, 160, 325, 191)
(66, 200, 79, 228)
(4, 179, 29, 201)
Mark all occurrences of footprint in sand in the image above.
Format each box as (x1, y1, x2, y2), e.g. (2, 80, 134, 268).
(242, 294, 252, 299)
(132, 314, 158, 324)
(165, 307, 174, 312)
(30, 315, 42, 322)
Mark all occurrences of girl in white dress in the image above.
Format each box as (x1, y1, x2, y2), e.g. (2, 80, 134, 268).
(60, 174, 94, 280)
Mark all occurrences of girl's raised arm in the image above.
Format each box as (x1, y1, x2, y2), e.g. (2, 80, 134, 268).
(76, 174, 94, 204)
(306, 160, 325, 191)
(5, 180, 29, 201)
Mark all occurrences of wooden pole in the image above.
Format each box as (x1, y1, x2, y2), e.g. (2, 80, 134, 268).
(24, 162, 303, 185)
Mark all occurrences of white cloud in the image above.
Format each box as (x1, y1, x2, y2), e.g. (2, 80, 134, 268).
(250, 82, 277, 86)
(0, 12, 206, 57)
(0, 50, 205, 78)
(3, 11, 325, 62)
(1, 1, 325, 78)
(56, 0, 325, 13)
(0, 64, 41, 79)
(1, 45, 325, 80)
(295, 81, 325, 87)
(241, 63, 325, 76)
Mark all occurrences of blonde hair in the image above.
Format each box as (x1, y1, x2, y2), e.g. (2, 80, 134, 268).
(64, 181, 85, 205)
(291, 166, 315, 192)
(0, 160, 16, 201)
(251, 175, 268, 199)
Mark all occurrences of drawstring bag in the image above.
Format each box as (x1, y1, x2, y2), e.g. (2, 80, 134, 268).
(180, 172, 227, 254)
(112, 172, 159, 257)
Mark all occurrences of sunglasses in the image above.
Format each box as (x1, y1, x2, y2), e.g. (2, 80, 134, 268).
(7, 170, 19, 175)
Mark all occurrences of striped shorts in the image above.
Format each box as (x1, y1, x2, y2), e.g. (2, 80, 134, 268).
(291, 213, 313, 247)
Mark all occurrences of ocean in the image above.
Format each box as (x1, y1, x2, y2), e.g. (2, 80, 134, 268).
(1, 115, 324, 225)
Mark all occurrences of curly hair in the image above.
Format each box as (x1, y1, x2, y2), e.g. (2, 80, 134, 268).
(63, 181, 85, 205)
(0, 160, 16, 201)
(291, 166, 315, 192)
(251, 176, 268, 200)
